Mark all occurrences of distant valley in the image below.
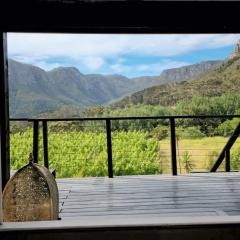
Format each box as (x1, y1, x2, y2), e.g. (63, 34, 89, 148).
(9, 59, 222, 117)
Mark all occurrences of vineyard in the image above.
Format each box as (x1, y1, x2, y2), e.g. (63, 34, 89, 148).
(10, 128, 161, 178)
(10, 124, 240, 178)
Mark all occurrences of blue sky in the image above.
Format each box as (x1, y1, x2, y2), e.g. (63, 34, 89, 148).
(7, 34, 240, 78)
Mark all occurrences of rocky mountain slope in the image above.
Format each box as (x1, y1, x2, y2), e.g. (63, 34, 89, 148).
(113, 56, 240, 108)
(228, 39, 240, 60)
(158, 61, 222, 82)
(8, 58, 222, 117)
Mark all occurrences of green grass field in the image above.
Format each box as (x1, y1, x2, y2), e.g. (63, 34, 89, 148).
(159, 137, 240, 173)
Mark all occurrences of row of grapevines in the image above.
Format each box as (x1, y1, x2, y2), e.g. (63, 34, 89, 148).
(10, 128, 161, 178)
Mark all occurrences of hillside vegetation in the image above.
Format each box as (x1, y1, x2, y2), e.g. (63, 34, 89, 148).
(113, 57, 240, 108)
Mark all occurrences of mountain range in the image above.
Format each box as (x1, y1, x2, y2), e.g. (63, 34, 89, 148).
(113, 57, 240, 108)
(9, 59, 222, 117)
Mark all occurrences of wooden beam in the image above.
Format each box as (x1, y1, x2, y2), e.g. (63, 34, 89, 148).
(0, 32, 10, 190)
(1, 1, 240, 33)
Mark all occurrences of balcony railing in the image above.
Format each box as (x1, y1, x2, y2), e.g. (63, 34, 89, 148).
(10, 115, 240, 177)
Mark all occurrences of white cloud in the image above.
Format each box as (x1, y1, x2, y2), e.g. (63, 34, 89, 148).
(81, 57, 104, 71)
(7, 33, 240, 76)
(135, 60, 191, 74)
(8, 33, 240, 61)
(107, 60, 190, 77)
(110, 63, 132, 73)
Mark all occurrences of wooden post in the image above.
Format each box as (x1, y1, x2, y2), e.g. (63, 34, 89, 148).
(0, 32, 9, 223)
(42, 121, 49, 169)
(170, 117, 177, 176)
(106, 119, 113, 178)
(225, 149, 230, 172)
(33, 121, 39, 164)
(0, 33, 10, 190)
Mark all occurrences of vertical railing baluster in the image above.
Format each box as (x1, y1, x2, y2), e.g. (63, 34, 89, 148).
(33, 120, 39, 164)
(106, 119, 113, 178)
(42, 121, 49, 169)
(225, 149, 230, 172)
(170, 117, 177, 176)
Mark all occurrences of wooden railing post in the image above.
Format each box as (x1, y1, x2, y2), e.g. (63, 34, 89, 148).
(106, 119, 113, 178)
(42, 121, 49, 169)
(225, 149, 230, 172)
(170, 117, 177, 176)
(33, 120, 39, 164)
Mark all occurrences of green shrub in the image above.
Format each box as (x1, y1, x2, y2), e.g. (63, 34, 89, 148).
(231, 149, 240, 170)
(176, 127, 205, 139)
(149, 125, 169, 140)
(214, 118, 240, 137)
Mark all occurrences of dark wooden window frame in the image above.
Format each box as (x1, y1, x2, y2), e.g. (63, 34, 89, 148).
(1, 0, 240, 224)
